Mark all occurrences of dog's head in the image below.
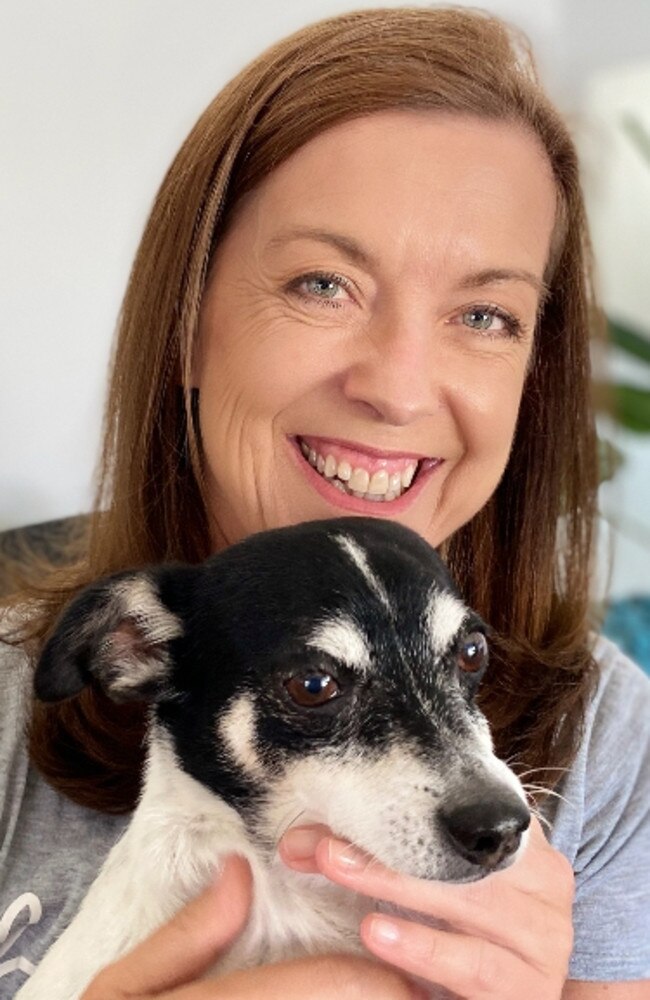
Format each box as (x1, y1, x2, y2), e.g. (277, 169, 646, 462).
(36, 517, 529, 881)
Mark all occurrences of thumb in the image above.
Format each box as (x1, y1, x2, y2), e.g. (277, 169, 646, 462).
(87, 855, 252, 996)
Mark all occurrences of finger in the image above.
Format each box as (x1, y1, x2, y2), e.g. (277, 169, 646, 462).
(528, 814, 549, 844)
(281, 819, 551, 878)
(280, 818, 548, 877)
(85, 854, 252, 997)
(361, 912, 538, 999)
(200, 952, 424, 1000)
(279, 824, 331, 873)
(314, 832, 573, 968)
(510, 815, 571, 892)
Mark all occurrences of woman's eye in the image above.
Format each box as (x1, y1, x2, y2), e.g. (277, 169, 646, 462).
(457, 631, 489, 674)
(285, 672, 341, 706)
(458, 305, 522, 339)
(288, 272, 352, 308)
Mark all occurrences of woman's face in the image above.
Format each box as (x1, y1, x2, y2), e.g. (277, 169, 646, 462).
(196, 111, 556, 551)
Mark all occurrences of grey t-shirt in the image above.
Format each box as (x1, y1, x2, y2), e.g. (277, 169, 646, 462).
(1, 635, 649, 997)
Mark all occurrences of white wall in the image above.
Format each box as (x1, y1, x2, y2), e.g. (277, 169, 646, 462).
(2, 0, 649, 595)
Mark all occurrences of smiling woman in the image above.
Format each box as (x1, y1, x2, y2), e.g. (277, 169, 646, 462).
(195, 112, 554, 548)
(2, 5, 649, 1000)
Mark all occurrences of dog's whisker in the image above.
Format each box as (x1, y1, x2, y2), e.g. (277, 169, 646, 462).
(514, 765, 570, 781)
(528, 804, 554, 833)
(274, 807, 309, 844)
(521, 783, 571, 807)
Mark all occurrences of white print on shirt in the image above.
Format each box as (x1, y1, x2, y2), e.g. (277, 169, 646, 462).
(0, 893, 42, 980)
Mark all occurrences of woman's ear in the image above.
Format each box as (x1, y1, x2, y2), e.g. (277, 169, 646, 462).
(34, 569, 186, 704)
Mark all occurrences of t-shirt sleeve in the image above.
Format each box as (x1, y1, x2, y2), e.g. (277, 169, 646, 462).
(550, 638, 650, 981)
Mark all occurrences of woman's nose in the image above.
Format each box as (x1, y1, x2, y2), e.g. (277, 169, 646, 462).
(342, 310, 442, 425)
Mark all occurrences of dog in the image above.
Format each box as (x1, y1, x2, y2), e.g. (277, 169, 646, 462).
(18, 517, 530, 999)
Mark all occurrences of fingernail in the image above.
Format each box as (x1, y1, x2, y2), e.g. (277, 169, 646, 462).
(282, 827, 323, 859)
(327, 838, 366, 871)
(369, 916, 401, 946)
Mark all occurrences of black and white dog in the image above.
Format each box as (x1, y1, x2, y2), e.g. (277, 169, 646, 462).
(19, 518, 529, 999)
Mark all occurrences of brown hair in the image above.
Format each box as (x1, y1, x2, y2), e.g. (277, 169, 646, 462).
(5, 6, 601, 813)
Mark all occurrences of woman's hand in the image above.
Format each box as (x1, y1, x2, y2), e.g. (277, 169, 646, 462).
(81, 854, 420, 1000)
(280, 816, 575, 1000)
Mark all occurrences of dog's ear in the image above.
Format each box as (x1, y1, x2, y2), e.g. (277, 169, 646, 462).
(34, 568, 188, 704)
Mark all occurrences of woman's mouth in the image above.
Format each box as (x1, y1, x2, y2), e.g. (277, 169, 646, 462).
(295, 435, 442, 505)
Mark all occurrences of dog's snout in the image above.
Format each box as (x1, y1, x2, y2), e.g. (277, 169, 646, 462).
(439, 796, 531, 870)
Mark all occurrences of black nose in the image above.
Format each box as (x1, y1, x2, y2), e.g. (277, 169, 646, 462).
(440, 796, 531, 869)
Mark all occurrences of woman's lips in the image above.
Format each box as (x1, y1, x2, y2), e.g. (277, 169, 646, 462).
(290, 435, 442, 513)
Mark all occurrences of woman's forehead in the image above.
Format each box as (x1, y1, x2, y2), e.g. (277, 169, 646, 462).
(215, 110, 556, 295)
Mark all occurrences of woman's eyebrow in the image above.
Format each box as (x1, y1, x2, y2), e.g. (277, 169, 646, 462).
(265, 226, 376, 269)
(457, 268, 550, 304)
(266, 227, 549, 304)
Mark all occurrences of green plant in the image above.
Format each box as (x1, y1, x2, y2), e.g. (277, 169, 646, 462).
(605, 319, 650, 433)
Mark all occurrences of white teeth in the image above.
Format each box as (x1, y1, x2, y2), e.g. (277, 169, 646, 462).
(368, 469, 389, 495)
(297, 439, 426, 502)
(401, 463, 417, 489)
(337, 460, 352, 482)
(349, 468, 370, 493)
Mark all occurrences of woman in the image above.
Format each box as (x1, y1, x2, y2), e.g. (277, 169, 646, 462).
(2, 7, 649, 999)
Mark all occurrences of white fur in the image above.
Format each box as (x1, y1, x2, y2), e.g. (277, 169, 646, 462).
(115, 577, 183, 646)
(16, 730, 371, 1000)
(333, 534, 392, 612)
(17, 718, 528, 1000)
(425, 589, 468, 654)
(306, 614, 372, 672)
(218, 694, 265, 777)
(93, 576, 184, 699)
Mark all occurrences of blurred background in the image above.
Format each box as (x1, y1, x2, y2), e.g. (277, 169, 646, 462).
(1, 1, 649, 658)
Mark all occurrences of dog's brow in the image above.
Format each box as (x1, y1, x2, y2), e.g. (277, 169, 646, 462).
(305, 614, 372, 673)
(425, 590, 468, 655)
(333, 534, 392, 612)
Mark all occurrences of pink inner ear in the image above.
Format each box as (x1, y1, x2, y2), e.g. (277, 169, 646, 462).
(109, 620, 164, 663)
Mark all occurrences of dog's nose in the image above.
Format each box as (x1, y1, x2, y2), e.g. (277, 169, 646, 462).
(439, 796, 531, 869)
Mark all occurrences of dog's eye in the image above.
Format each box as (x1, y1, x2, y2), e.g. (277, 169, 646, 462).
(458, 632, 488, 673)
(285, 673, 340, 707)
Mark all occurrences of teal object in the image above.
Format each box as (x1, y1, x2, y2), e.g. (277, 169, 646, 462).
(603, 597, 650, 675)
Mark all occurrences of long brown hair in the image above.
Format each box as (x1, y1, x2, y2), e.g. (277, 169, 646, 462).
(5, 7, 601, 813)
